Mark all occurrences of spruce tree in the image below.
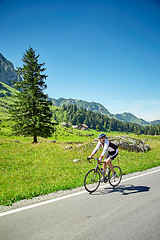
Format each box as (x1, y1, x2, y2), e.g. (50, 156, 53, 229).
(10, 47, 54, 143)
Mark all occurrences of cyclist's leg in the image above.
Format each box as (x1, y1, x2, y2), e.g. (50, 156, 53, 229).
(103, 153, 109, 174)
(106, 150, 118, 173)
(103, 157, 113, 174)
(105, 157, 115, 173)
(103, 161, 107, 174)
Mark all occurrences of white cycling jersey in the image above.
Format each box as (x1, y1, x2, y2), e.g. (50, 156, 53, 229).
(91, 139, 118, 160)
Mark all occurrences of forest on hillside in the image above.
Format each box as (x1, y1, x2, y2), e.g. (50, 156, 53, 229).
(53, 104, 160, 136)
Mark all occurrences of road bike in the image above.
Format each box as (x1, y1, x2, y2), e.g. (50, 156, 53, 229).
(84, 157, 122, 193)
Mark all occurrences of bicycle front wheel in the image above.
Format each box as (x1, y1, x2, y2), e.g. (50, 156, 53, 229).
(84, 169, 100, 193)
(109, 166, 122, 187)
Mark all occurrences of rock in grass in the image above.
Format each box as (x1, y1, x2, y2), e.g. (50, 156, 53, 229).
(65, 146, 73, 150)
(12, 140, 20, 143)
(73, 159, 83, 163)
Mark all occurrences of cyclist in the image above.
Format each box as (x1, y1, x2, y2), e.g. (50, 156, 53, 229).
(88, 133, 118, 182)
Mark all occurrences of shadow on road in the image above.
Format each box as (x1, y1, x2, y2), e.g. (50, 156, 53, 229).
(90, 184, 150, 196)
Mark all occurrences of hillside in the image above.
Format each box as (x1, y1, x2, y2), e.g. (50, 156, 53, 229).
(0, 81, 18, 119)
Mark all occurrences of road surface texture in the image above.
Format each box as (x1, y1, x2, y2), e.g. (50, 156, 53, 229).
(0, 167, 160, 240)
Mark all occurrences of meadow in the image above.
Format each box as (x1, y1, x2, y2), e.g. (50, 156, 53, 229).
(0, 122, 160, 206)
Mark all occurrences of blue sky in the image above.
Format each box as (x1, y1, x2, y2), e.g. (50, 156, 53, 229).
(1, 0, 160, 121)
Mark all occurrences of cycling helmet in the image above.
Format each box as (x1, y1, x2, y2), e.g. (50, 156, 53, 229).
(98, 133, 106, 139)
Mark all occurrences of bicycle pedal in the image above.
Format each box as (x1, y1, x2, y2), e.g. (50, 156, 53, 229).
(104, 177, 108, 183)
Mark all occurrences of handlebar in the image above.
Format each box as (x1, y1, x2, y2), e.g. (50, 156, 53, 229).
(87, 157, 98, 163)
(87, 157, 104, 165)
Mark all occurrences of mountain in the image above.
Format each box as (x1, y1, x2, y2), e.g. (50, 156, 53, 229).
(114, 112, 150, 126)
(0, 53, 21, 87)
(50, 97, 112, 117)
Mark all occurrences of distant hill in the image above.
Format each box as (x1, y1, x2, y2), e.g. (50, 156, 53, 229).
(150, 120, 160, 125)
(0, 53, 22, 87)
(50, 97, 112, 117)
(114, 112, 150, 126)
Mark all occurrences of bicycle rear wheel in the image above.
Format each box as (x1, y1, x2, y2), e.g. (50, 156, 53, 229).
(84, 169, 100, 193)
(109, 166, 122, 187)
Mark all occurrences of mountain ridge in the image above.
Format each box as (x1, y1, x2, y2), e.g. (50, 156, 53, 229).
(50, 97, 112, 117)
(50, 97, 160, 126)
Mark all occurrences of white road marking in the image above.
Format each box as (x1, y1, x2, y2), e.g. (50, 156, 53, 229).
(0, 168, 160, 217)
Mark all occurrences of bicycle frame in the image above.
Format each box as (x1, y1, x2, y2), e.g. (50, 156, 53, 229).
(88, 157, 110, 182)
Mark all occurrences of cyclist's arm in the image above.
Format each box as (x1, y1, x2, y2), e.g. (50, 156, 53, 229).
(91, 141, 101, 157)
(99, 140, 109, 160)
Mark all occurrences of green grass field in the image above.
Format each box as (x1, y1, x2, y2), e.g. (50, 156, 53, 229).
(0, 121, 160, 206)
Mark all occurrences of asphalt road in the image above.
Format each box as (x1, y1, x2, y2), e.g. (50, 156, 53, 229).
(0, 168, 160, 240)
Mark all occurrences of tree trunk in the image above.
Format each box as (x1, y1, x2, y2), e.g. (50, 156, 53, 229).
(33, 136, 38, 143)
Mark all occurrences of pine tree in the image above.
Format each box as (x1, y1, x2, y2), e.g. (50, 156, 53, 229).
(10, 47, 54, 143)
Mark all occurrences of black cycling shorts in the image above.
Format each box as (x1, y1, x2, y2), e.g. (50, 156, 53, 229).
(106, 149, 118, 160)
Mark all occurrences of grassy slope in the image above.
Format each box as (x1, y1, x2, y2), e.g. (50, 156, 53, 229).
(0, 81, 18, 119)
(0, 123, 160, 206)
